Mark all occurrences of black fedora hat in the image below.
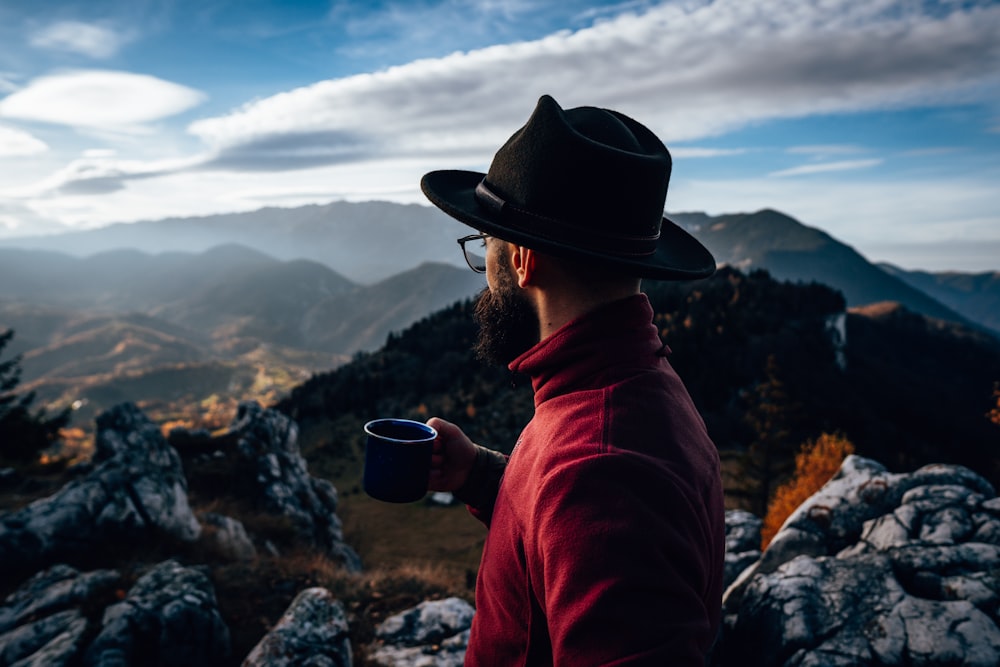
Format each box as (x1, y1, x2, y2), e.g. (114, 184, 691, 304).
(421, 95, 715, 281)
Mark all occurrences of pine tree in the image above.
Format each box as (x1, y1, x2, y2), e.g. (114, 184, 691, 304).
(740, 354, 802, 515)
(0, 329, 71, 464)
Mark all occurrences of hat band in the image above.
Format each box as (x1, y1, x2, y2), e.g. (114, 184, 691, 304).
(475, 180, 659, 257)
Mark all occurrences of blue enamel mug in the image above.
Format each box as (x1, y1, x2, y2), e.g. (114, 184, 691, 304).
(363, 419, 437, 503)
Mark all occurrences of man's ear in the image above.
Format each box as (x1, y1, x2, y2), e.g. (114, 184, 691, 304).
(510, 245, 537, 288)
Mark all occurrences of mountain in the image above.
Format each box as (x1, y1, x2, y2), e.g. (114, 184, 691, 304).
(0, 244, 485, 427)
(878, 264, 1000, 335)
(0, 201, 465, 284)
(3, 202, 991, 334)
(672, 209, 975, 329)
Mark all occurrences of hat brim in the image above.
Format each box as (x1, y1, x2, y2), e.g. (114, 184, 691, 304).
(422, 169, 716, 281)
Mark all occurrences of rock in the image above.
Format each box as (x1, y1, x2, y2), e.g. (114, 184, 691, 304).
(369, 597, 475, 667)
(83, 559, 231, 667)
(199, 512, 257, 561)
(0, 564, 120, 667)
(715, 456, 1000, 666)
(213, 401, 361, 571)
(242, 587, 351, 667)
(0, 403, 201, 578)
(724, 510, 762, 590)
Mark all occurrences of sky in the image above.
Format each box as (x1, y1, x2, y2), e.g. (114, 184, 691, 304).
(0, 0, 998, 272)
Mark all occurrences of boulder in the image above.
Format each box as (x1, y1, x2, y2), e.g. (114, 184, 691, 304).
(83, 559, 231, 666)
(0, 403, 200, 578)
(724, 509, 762, 590)
(716, 456, 1000, 666)
(199, 512, 257, 562)
(368, 597, 475, 667)
(0, 565, 120, 667)
(206, 401, 362, 571)
(243, 587, 352, 667)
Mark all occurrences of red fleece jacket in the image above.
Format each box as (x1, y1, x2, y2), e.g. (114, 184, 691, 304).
(463, 294, 725, 666)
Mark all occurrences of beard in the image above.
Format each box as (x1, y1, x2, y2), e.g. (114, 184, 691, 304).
(473, 256, 540, 367)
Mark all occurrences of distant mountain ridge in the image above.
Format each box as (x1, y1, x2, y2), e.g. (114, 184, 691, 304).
(0, 243, 485, 424)
(2, 201, 993, 334)
(878, 263, 1000, 334)
(672, 209, 977, 330)
(0, 201, 463, 284)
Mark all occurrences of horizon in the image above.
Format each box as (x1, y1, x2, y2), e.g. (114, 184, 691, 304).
(0, 0, 998, 273)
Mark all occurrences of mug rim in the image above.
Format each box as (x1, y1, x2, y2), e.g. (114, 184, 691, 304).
(364, 418, 437, 443)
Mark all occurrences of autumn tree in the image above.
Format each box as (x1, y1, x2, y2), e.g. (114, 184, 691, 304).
(0, 329, 71, 464)
(761, 432, 856, 548)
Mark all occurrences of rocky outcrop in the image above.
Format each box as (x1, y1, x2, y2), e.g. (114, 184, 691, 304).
(243, 587, 352, 667)
(368, 597, 475, 667)
(0, 560, 229, 667)
(0, 403, 200, 578)
(716, 455, 1000, 666)
(175, 401, 362, 571)
(724, 509, 762, 590)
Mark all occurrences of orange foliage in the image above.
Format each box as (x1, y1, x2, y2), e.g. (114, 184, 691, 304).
(988, 382, 1000, 427)
(761, 432, 855, 549)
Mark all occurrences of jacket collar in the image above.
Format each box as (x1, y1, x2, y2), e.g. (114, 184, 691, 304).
(509, 293, 666, 406)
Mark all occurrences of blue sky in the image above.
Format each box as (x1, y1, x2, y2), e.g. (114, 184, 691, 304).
(0, 0, 998, 272)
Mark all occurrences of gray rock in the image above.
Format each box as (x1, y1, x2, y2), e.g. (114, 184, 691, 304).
(215, 401, 362, 571)
(0, 403, 200, 577)
(200, 512, 257, 561)
(0, 564, 121, 667)
(369, 597, 474, 667)
(83, 559, 230, 667)
(716, 456, 1000, 667)
(242, 587, 351, 667)
(1, 609, 89, 667)
(369, 629, 469, 667)
(724, 510, 762, 590)
(0, 564, 121, 634)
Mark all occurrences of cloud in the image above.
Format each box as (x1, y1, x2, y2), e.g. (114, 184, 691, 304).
(671, 147, 747, 159)
(0, 125, 48, 156)
(0, 70, 205, 132)
(29, 21, 133, 59)
(787, 145, 867, 156)
(188, 0, 1000, 173)
(770, 159, 883, 177)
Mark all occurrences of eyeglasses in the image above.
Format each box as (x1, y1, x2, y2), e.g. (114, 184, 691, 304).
(457, 233, 489, 273)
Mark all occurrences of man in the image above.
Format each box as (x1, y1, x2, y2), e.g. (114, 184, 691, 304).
(421, 95, 725, 666)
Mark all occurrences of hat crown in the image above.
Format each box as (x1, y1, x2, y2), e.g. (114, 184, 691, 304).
(484, 95, 671, 244)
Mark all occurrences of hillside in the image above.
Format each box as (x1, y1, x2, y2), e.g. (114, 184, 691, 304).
(879, 263, 1000, 334)
(278, 267, 1000, 514)
(675, 209, 974, 328)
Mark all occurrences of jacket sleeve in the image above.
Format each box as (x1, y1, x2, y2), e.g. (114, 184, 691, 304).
(528, 451, 719, 666)
(455, 444, 508, 526)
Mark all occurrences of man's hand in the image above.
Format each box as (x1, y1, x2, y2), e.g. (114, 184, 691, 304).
(426, 417, 478, 492)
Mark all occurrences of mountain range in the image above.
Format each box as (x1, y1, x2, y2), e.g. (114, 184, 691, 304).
(3, 202, 995, 335)
(1, 201, 996, 431)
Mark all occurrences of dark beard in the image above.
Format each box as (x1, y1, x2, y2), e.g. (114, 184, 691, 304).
(473, 260, 540, 367)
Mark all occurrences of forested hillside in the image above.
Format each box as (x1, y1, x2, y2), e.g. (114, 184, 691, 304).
(278, 267, 1000, 515)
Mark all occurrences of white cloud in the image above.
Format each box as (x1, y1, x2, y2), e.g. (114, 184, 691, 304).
(0, 125, 48, 156)
(787, 145, 866, 156)
(671, 147, 747, 159)
(30, 21, 133, 59)
(188, 0, 1000, 172)
(0, 70, 205, 132)
(770, 159, 883, 177)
